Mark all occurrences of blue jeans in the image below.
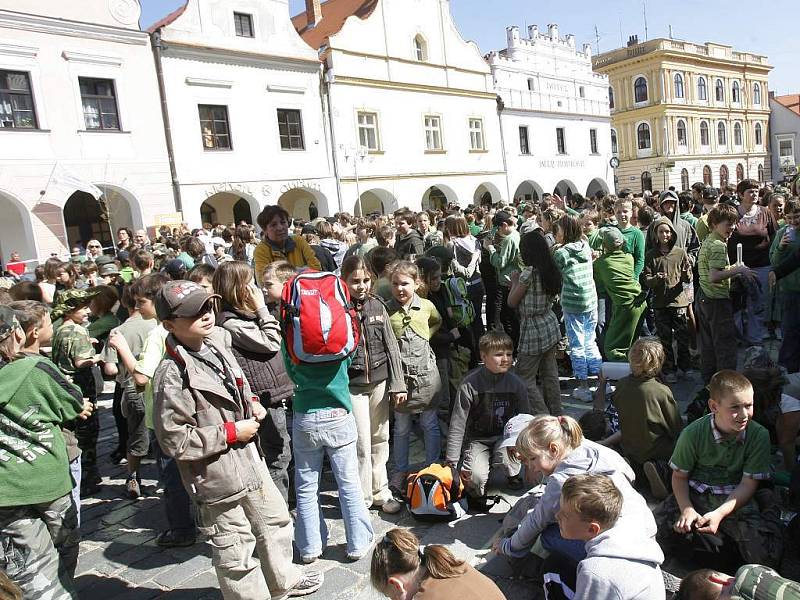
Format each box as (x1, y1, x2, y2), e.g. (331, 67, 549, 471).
(780, 291, 800, 372)
(392, 408, 441, 473)
(293, 409, 373, 557)
(69, 457, 81, 526)
(564, 310, 602, 380)
(156, 442, 197, 534)
(541, 523, 587, 563)
(735, 264, 770, 344)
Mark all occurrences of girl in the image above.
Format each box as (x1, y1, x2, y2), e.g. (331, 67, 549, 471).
(386, 261, 442, 491)
(444, 214, 485, 347)
(508, 231, 563, 415)
(231, 224, 257, 266)
(371, 528, 505, 600)
(341, 256, 407, 514)
(212, 260, 294, 503)
(553, 214, 602, 403)
(39, 257, 62, 305)
(493, 416, 655, 571)
(87, 285, 120, 345)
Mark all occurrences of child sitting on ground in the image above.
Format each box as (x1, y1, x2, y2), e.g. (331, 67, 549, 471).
(446, 332, 530, 509)
(654, 370, 783, 568)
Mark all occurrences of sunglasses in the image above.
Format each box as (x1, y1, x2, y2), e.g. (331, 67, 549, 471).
(88, 245, 101, 249)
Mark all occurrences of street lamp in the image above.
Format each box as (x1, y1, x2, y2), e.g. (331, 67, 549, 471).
(344, 145, 368, 216)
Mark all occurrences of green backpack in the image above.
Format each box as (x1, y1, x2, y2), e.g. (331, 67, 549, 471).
(444, 277, 475, 328)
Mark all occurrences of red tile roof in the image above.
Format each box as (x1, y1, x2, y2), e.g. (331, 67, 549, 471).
(147, 2, 188, 33)
(291, 0, 378, 51)
(774, 94, 800, 117)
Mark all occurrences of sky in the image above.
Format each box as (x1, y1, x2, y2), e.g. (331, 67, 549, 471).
(140, 0, 798, 95)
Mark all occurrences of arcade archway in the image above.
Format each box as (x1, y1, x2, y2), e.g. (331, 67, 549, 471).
(586, 178, 610, 198)
(277, 188, 329, 221)
(553, 179, 578, 200)
(513, 180, 544, 205)
(355, 188, 398, 217)
(422, 185, 457, 211)
(473, 182, 502, 207)
(200, 192, 258, 226)
(0, 191, 37, 270)
(64, 191, 113, 250)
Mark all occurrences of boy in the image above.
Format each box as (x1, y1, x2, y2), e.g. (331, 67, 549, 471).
(644, 217, 693, 381)
(697, 205, 752, 383)
(446, 332, 530, 507)
(553, 473, 665, 600)
(770, 199, 800, 372)
(485, 211, 523, 347)
(655, 370, 783, 567)
(152, 280, 322, 598)
(614, 197, 646, 279)
(393, 210, 424, 259)
(581, 209, 603, 254)
(679, 565, 800, 599)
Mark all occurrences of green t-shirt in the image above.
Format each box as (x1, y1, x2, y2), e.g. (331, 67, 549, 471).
(102, 314, 157, 384)
(282, 347, 353, 413)
(51, 321, 95, 379)
(696, 214, 711, 242)
(135, 324, 168, 429)
(698, 232, 731, 299)
(670, 414, 770, 494)
(87, 312, 121, 343)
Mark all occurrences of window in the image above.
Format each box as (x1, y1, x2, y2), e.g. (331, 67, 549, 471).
(758, 164, 764, 182)
(736, 163, 744, 182)
(610, 129, 618, 154)
(637, 122, 651, 150)
(753, 83, 762, 105)
(779, 139, 794, 158)
(715, 78, 724, 102)
(414, 35, 427, 61)
(720, 165, 729, 188)
(198, 104, 231, 150)
(589, 128, 598, 154)
(357, 111, 379, 151)
(79, 77, 119, 130)
(527, 78, 535, 92)
(556, 127, 566, 154)
(700, 121, 710, 146)
(674, 73, 684, 99)
(697, 76, 707, 101)
(641, 171, 653, 192)
(0, 70, 37, 128)
(277, 108, 304, 150)
(233, 12, 254, 37)
(424, 114, 442, 150)
(681, 168, 690, 191)
(732, 81, 740, 103)
(676, 119, 687, 146)
(634, 76, 648, 103)
(717, 122, 727, 146)
(469, 118, 485, 151)
(755, 122, 763, 146)
(703, 165, 712, 185)
(579, 86, 585, 98)
(734, 122, 743, 146)
(519, 126, 530, 154)
(608, 86, 614, 109)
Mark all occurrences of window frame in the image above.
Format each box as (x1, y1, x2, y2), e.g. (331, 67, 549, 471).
(681, 168, 690, 191)
(676, 119, 688, 147)
(423, 114, 443, 151)
(641, 171, 653, 192)
(468, 117, 485, 151)
(733, 122, 743, 147)
(703, 165, 712, 185)
(79, 76, 121, 131)
(778, 137, 794, 159)
(753, 83, 762, 106)
(610, 128, 618, 155)
(277, 108, 305, 151)
(413, 35, 428, 62)
(556, 127, 567, 155)
(732, 80, 741, 103)
(233, 12, 254, 38)
(715, 78, 725, 103)
(0, 69, 38, 129)
(589, 128, 598, 154)
(637, 122, 651, 150)
(720, 164, 729, 188)
(717, 121, 727, 146)
(608, 85, 614, 109)
(579, 85, 585, 99)
(198, 103, 232, 151)
(519, 125, 530, 155)
(697, 76, 708, 101)
(754, 122, 763, 146)
(634, 75, 648, 104)
(736, 163, 745, 183)
(674, 73, 685, 99)
(700, 120, 710, 147)
(356, 110, 380, 152)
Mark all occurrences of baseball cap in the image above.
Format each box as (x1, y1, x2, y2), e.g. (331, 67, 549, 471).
(500, 414, 535, 449)
(601, 226, 624, 250)
(659, 190, 679, 205)
(95, 255, 114, 267)
(162, 259, 187, 279)
(99, 263, 120, 277)
(492, 210, 514, 227)
(0, 305, 21, 342)
(155, 280, 219, 321)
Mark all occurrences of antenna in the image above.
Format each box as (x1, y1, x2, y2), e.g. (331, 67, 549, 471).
(669, 24, 673, 39)
(619, 18, 623, 47)
(643, 0, 648, 40)
(594, 25, 601, 54)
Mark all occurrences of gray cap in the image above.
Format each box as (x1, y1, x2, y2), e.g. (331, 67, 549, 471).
(155, 280, 219, 321)
(499, 414, 535, 449)
(601, 227, 625, 250)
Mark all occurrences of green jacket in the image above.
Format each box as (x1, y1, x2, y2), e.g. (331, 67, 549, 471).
(770, 224, 800, 293)
(617, 225, 646, 279)
(594, 249, 641, 305)
(554, 240, 597, 314)
(0, 355, 84, 507)
(489, 230, 522, 286)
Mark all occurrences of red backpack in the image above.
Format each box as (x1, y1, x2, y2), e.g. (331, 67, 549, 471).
(280, 271, 360, 365)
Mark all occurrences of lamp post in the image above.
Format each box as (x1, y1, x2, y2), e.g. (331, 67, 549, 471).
(344, 145, 368, 216)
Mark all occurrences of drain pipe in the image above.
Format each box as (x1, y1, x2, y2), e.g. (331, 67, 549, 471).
(151, 29, 182, 213)
(323, 66, 344, 213)
(496, 95, 512, 203)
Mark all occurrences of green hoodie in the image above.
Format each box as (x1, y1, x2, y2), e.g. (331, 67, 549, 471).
(0, 355, 84, 507)
(554, 240, 597, 314)
(616, 224, 646, 279)
(489, 229, 523, 286)
(594, 249, 642, 306)
(770, 224, 800, 294)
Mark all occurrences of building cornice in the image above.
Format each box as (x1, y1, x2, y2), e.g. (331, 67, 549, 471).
(0, 9, 148, 46)
(593, 39, 771, 71)
(611, 105, 771, 119)
(62, 50, 123, 67)
(161, 40, 321, 73)
(503, 107, 611, 122)
(331, 47, 490, 77)
(340, 170, 505, 183)
(617, 152, 768, 165)
(331, 75, 496, 100)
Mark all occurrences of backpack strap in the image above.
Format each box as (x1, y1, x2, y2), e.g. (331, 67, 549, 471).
(445, 463, 462, 501)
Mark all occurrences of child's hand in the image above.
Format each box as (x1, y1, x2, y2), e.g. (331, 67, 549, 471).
(250, 401, 267, 422)
(234, 418, 260, 442)
(492, 538, 509, 556)
(656, 272, 667, 280)
(694, 510, 723, 535)
(779, 232, 792, 248)
(392, 392, 407, 406)
(78, 399, 94, 420)
(450, 327, 461, 340)
(460, 469, 472, 483)
(248, 281, 266, 310)
(674, 506, 702, 533)
(107, 330, 128, 351)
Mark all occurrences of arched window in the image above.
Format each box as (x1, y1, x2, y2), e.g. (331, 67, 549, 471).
(697, 76, 707, 100)
(755, 122, 763, 145)
(579, 86, 585, 98)
(753, 83, 762, 105)
(676, 119, 688, 146)
(608, 86, 615, 109)
(757, 164, 764, 182)
(641, 171, 653, 192)
(637, 122, 651, 150)
(736, 163, 744, 182)
(700, 121, 710, 146)
(734, 122, 743, 146)
(732, 81, 741, 103)
(715, 78, 724, 102)
(634, 76, 648, 103)
(717, 122, 727, 146)
(610, 129, 618, 154)
(413, 35, 427, 61)
(674, 73, 685, 99)
(681, 168, 690, 191)
(720, 165, 729, 188)
(703, 165, 712, 185)
(527, 78, 535, 91)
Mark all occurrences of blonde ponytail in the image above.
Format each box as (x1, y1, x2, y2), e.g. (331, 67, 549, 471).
(516, 415, 583, 459)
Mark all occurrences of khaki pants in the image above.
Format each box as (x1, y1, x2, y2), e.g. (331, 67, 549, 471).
(350, 381, 391, 506)
(461, 436, 521, 497)
(0, 493, 79, 600)
(197, 460, 300, 600)
(515, 345, 562, 416)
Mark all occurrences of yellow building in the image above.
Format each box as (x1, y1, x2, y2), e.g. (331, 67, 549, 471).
(593, 36, 771, 193)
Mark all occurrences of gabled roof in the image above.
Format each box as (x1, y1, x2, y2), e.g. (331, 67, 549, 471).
(774, 94, 800, 117)
(291, 0, 378, 52)
(147, 1, 188, 33)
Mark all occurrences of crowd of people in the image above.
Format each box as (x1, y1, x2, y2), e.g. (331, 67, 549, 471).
(2, 176, 800, 600)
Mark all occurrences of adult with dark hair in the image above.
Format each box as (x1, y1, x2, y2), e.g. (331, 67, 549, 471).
(254, 205, 320, 285)
(444, 215, 485, 341)
(116, 227, 134, 252)
(9, 280, 44, 302)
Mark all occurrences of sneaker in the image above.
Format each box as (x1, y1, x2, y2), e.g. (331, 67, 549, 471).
(643, 461, 669, 500)
(571, 386, 593, 403)
(378, 498, 403, 514)
(664, 372, 678, 384)
(126, 477, 141, 499)
(156, 529, 197, 548)
(287, 570, 324, 597)
(110, 449, 127, 465)
(389, 471, 407, 494)
(300, 554, 321, 565)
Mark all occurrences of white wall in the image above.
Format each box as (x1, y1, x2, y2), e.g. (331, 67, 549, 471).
(769, 97, 800, 182)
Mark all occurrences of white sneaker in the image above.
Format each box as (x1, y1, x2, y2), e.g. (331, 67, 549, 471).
(571, 386, 593, 403)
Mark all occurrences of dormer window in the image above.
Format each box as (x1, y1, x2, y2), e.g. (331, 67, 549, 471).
(414, 35, 427, 61)
(234, 12, 254, 38)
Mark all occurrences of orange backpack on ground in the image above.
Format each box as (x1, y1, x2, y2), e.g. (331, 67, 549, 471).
(406, 463, 465, 521)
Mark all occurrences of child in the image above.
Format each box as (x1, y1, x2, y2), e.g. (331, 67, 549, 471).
(213, 261, 294, 503)
(152, 280, 322, 597)
(87, 284, 120, 345)
(341, 255, 407, 514)
(366, 246, 398, 302)
(679, 564, 800, 599)
(261, 259, 295, 307)
(611, 337, 682, 499)
(485, 210, 523, 347)
(593, 227, 646, 362)
(446, 332, 530, 507)
(188, 262, 216, 294)
(581, 209, 603, 254)
(393, 210, 425, 259)
(553, 474, 665, 600)
(614, 197, 646, 279)
(553, 214, 602, 402)
(644, 217, 693, 381)
(770, 198, 800, 372)
(385, 260, 442, 490)
(654, 370, 783, 567)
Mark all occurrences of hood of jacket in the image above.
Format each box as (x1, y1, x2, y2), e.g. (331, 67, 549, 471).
(320, 238, 346, 253)
(648, 216, 678, 252)
(584, 519, 664, 564)
(399, 229, 423, 243)
(559, 240, 592, 264)
(555, 439, 636, 482)
(452, 235, 479, 254)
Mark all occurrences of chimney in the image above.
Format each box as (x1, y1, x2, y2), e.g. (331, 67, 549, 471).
(548, 23, 559, 41)
(582, 42, 592, 58)
(506, 26, 520, 47)
(627, 35, 639, 47)
(306, 0, 322, 28)
(566, 34, 575, 47)
(528, 24, 539, 39)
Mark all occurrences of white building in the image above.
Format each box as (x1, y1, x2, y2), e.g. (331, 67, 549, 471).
(769, 93, 800, 184)
(488, 24, 614, 204)
(0, 0, 173, 265)
(151, 0, 337, 226)
(292, 0, 507, 214)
